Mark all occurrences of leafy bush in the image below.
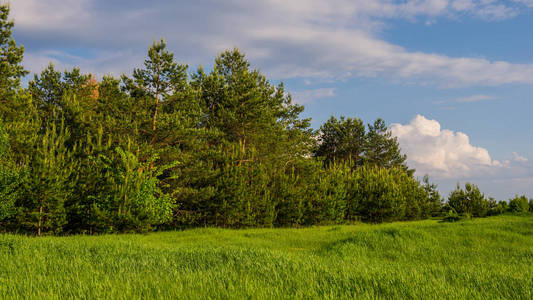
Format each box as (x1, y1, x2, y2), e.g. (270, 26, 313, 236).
(509, 195, 530, 213)
(344, 165, 430, 223)
(447, 183, 489, 217)
(487, 199, 508, 216)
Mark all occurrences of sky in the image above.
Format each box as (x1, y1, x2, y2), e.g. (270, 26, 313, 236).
(5, 0, 533, 200)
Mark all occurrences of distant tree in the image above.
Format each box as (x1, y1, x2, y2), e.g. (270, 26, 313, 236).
(509, 195, 529, 213)
(315, 116, 366, 167)
(364, 118, 410, 173)
(0, 5, 28, 99)
(447, 183, 488, 217)
(421, 175, 443, 217)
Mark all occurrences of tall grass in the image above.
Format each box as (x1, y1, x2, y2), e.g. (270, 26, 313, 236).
(1, 215, 532, 299)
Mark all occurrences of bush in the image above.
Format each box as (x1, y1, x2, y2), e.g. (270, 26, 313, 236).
(488, 200, 508, 216)
(447, 183, 489, 217)
(509, 195, 529, 213)
(442, 209, 461, 222)
(345, 165, 429, 223)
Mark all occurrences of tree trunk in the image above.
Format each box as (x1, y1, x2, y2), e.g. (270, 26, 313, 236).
(38, 202, 43, 237)
(149, 90, 160, 171)
(238, 135, 246, 166)
(151, 91, 160, 143)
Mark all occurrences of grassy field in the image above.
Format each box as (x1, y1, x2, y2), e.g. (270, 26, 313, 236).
(1, 215, 532, 299)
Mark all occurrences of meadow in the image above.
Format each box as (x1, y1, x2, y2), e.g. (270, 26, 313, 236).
(1, 214, 532, 299)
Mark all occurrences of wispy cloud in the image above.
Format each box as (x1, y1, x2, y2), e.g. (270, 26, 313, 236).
(455, 94, 495, 103)
(292, 88, 336, 104)
(8, 0, 533, 86)
(433, 94, 495, 105)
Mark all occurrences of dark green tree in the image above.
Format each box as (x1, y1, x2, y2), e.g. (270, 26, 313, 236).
(131, 39, 188, 142)
(29, 63, 92, 125)
(315, 116, 366, 167)
(193, 48, 311, 165)
(421, 175, 443, 217)
(509, 195, 529, 213)
(18, 119, 77, 235)
(0, 5, 28, 100)
(447, 183, 489, 217)
(0, 122, 23, 225)
(364, 118, 410, 173)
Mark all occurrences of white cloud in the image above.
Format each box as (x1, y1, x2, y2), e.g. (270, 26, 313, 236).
(390, 115, 498, 178)
(513, 152, 529, 162)
(7, 0, 90, 30)
(292, 88, 336, 104)
(391, 115, 533, 181)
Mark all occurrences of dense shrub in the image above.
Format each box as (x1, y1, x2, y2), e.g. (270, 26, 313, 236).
(0, 124, 24, 224)
(344, 165, 433, 223)
(447, 183, 489, 217)
(487, 198, 508, 216)
(442, 209, 462, 222)
(509, 195, 530, 213)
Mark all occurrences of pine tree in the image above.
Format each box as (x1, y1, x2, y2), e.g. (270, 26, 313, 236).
(131, 39, 188, 143)
(315, 116, 366, 167)
(364, 118, 410, 173)
(21, 119, 77, 235)
(195, 48, 311, 165)
(0, 5, 28, 100)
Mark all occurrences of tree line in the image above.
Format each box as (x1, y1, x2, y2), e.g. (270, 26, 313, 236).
(0, 6, 530, 235)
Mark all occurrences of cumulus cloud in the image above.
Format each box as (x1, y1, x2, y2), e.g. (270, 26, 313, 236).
(513, 152, 529, 162)
(391, 115, 533, 182)
(7, 0, 533, 86)
(390, 115, 499, 178)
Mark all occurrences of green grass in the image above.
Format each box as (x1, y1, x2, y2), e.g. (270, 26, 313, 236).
(1, 215, 532, 299)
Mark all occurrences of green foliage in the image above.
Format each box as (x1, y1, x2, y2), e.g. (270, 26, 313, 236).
(487, 197, 507, 216)
(0, 123, 23, 223)
(105, 146, 175, 231)
(421, 175, 443, 217)
(442, 209, 462, 222)
(346, 165, 428, 222)
(509, 195, 530, 213)
(29, 63, 91, 124)
(447, 183, 489, 217)
(315, 116, 411, 174)
(315, 116, 366, 167)
(17, 119, 76, 235)
(364, 118, 410, 172)
(0, 5, 28, 98)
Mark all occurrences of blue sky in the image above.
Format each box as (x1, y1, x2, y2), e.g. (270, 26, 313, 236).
(6, 0, 533, 200)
